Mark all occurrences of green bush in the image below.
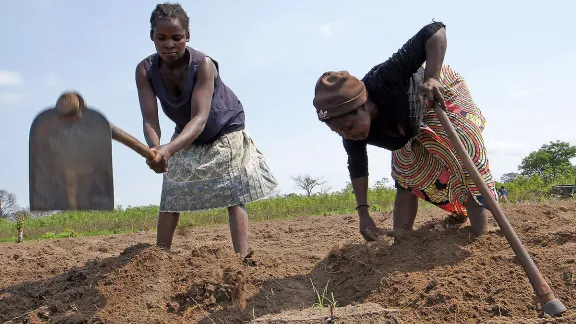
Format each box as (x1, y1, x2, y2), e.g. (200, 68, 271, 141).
(495, 173, 575, 203)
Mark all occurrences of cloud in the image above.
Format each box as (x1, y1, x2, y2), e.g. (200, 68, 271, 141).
(508, 89, 529, 99)
(319, 23, 334, 37)
(487, 140, 529, 156)
(0, 70, 23, 87)
(0, 92, 24, 105)
(44, 73, 63, 88)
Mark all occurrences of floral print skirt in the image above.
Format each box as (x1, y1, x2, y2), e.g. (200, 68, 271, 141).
(392, 64, 498, 215)
(159, 129, 278, 212)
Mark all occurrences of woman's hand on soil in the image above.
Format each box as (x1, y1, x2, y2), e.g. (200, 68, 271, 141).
(147, 145, 172, 173)
(419, 78, 446, 110)
(359, 213, 379, 241)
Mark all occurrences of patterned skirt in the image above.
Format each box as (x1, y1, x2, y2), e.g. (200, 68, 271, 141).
(392, 64, 497, 215)
(159, 129, 278, 212)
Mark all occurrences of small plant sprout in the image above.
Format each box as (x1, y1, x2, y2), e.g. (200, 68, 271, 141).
(310, 278, 326, 309)
(310, 278, 338, 310)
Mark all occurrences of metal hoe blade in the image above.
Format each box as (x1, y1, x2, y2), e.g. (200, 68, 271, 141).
(29, 93, 114, 211)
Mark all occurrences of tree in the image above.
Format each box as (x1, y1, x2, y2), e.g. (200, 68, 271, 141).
(291, 174, 327, 196)
(518, 141, 576, 184)
(319, 184, 332, 194)
(0, 190, 18, 218)
(500, 172, 520, 183)
(372, 177, 392, 189)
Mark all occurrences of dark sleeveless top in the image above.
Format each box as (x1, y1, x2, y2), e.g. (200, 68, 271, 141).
(142, 47, 245, 144)
(343, 21, 446, 179)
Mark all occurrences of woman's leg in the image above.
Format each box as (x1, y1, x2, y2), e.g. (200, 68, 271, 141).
(466, 193, 488, 234)
(157, 211, 180, 251)
(227, 204, 249, 257)
(392, 186, 419, 233)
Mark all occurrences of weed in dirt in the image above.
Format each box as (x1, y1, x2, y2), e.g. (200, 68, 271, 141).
(563, 272, 576, 285)
(309, 278, 340, 323)
(310, 278, 339, 310)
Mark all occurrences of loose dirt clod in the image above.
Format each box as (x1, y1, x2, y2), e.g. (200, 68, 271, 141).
(0, 201, 575, 323)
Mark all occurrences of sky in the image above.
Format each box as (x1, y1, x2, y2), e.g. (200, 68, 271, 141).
(0, 0, 574, 209)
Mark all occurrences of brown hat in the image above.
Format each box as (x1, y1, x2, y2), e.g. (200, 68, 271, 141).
(313, 71, 367, 121)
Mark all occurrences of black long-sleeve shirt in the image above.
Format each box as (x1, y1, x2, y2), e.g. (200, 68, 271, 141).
(343, 21, 446, 179)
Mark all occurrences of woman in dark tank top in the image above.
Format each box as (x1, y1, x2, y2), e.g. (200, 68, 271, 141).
(135, 3, 278, 261)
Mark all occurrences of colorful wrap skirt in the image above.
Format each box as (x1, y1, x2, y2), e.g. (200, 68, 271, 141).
(392, 64, 498, 215)
(159, 129, 278, 212)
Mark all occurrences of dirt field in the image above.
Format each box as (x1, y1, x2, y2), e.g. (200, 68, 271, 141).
(1, 201, 575, 323)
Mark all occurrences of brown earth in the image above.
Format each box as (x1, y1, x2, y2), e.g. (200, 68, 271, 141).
(1, 201, 575, 323)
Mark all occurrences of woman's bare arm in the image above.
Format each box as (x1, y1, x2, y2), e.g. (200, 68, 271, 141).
(423, 27, 447, 81)
(164, 57, 214, 154)
(135, 61, 161, 148)
(352, 176, 370, 214)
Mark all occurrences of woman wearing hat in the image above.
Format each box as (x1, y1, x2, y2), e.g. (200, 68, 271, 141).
(313, 21, 498, 241)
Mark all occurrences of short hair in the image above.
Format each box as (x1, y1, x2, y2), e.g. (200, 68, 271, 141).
(150, 2, 190, 34)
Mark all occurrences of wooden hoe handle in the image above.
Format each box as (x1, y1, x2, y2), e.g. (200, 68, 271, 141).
(110, 124, 157, 161)
(433, 103, 567, 316)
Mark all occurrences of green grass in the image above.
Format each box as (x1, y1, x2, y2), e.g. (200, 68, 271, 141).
(3, 173, 574, 243)
(0, 187, 397, 243)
